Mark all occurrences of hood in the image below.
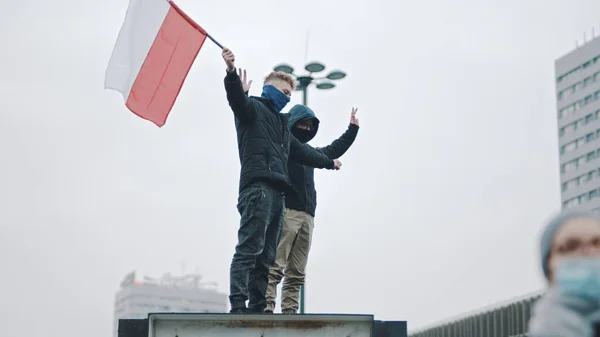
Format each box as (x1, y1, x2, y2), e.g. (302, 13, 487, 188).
(287, 104, 320, 142)
(528, 288, 599, 337)
(540, 210, 600, 281)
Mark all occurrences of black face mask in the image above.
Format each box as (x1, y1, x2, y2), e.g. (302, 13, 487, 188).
(292, 128, 312, 143)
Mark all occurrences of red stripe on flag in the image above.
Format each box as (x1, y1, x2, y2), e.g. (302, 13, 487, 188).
(126, 5, 207, 127)
(168, 1, 207, 35)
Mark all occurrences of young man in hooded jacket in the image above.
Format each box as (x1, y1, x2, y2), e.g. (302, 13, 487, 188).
(221, 48, 343, 314)
(264, 104, 360, 314)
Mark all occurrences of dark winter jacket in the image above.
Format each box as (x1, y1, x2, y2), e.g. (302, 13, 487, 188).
(284, 105, 359, 217)
(224, 70, 336, 193)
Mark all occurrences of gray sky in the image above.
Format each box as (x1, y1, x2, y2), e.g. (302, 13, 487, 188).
(1, 0, 600, 335)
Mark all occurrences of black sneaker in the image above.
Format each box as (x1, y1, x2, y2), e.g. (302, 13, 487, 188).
(264, 309, 274, 314)
(247, 306, 267, 314)
(229, 307, 248, 314)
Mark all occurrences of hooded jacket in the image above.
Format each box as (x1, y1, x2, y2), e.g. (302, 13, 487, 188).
(527, 210, 600, 337)
(283, 104, 359, 217)
(528, 288, 600, 337)
(224, 70, 336, 193)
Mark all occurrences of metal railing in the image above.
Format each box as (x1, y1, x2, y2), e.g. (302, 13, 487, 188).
(409, 291, 545, 337)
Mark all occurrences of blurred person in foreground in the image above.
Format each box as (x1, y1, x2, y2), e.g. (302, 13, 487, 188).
(221, 48, 342, 313)
(264, 104, 360, 314)
(528, 210, 600, 337)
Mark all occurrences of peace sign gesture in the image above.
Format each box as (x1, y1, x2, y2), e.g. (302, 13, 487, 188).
(238, 68, 253, 94)
(350, 107, 359, 126)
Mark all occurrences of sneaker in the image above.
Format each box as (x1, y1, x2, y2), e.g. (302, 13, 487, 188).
(264, 310, 274, 314)
(282, 309, 296, 315)
(247, 306, 267, 314)
(229, 307, 248, 314)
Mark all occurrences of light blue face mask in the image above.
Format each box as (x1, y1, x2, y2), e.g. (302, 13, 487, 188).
(555, 257, 600, 299)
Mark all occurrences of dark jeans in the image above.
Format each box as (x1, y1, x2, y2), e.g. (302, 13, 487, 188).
(229, 181, 285, 312)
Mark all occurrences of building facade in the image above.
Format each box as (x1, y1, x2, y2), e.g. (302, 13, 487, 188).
(112, 271, 227, 337)
(557, 36, 600, 211)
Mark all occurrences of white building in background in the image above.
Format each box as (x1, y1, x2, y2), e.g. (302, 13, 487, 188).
(556, 35, 600, 211)
(112, 271, 227, 337)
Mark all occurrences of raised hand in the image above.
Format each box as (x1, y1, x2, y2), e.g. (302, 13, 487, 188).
(350, 107, 359, 126)
(239, 68, 253, 93)
(333, 159, 342, 170)
(222, 47, 235, 72)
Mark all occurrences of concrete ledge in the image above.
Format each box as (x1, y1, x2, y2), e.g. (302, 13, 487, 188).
(118, 313, 407, 337)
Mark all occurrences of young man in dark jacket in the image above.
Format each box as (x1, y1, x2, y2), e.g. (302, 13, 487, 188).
(221, 48, 342, 313)
(265, 104, 360, 314)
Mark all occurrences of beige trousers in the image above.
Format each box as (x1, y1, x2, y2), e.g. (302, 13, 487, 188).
(265, 208, 314, 312)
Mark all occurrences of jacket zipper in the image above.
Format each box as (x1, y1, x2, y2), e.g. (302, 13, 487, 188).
(279, 115, 284, 147)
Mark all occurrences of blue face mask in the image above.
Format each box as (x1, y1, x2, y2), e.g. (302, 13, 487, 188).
(555, 257, 600, 299)
(261, 85, 290, 112)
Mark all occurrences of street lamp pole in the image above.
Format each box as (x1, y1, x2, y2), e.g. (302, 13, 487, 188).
(272, 60, 347, 315)
(302, 86, 308, 106)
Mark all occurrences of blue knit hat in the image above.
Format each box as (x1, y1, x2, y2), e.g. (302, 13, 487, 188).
(540, 209, 600, 280)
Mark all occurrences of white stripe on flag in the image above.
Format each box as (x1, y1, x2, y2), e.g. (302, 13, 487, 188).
(104, 0, 170, 100)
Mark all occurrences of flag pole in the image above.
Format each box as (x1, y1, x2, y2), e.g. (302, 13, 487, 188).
(206, 33, 224, 49)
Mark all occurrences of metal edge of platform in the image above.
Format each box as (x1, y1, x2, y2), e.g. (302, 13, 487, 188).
(148, 312, 375, 323)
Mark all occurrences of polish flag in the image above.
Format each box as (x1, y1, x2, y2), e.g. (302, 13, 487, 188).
(105, 0, 208, 127)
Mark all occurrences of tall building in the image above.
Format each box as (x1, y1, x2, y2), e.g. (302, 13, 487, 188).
(112, 271, 227, 337)
(557, 35, 600, 211)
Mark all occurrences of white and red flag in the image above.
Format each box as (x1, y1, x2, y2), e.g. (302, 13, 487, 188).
(105, 0, 211, 127)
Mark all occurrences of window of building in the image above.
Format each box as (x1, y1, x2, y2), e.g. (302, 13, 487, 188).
(587, 132, 596, 142)
(562, 141, 577, 153)
(561, 124, 578, 137)
(589, 170, 598, 181)
(563, 160, 578, 173)
(585, 77, 593, 87)
(564, 197, 580, 208)
(588, 151, 597, 162)
(563, 177, 580, 191)
(569, 122, 577, 133)
(586, 114, 595, 123)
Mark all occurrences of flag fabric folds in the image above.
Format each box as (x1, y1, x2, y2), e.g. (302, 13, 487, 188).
(105, 0, 207, 127)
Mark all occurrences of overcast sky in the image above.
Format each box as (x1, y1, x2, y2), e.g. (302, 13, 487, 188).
(1, 0, 600, 335)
